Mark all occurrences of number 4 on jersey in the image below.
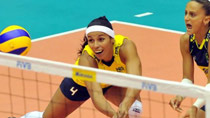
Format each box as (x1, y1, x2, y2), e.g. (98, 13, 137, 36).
(70, 87, 78, 96)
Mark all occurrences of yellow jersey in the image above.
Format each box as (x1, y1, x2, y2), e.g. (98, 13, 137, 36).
(73, 35, 127, 88)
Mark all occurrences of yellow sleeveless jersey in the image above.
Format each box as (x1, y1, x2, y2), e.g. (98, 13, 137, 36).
(73, 35, 127, 88)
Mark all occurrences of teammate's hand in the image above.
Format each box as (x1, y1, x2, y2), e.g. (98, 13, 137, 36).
(181, 106, 197, 118)
(169, 95, 184, 112)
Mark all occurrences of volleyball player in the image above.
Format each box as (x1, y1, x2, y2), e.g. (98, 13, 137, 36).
(22, 16, 143, 118)
(169, 0, 210, 118)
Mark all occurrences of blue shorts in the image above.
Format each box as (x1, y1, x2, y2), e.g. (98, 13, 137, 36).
(201, 105, 205, 111)
(60, 77, 112, 101)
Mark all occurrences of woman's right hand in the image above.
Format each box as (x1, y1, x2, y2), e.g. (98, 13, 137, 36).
(112, 112, 118, 118)
(169, 95, 184, 112)
(181, 105, 198, 118)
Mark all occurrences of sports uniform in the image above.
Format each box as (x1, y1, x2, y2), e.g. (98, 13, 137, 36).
(60, 35, 128, 101)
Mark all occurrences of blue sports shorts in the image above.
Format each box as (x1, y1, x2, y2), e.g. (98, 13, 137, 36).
(60, 77, 112, 101)
(201, 105, 205, 111)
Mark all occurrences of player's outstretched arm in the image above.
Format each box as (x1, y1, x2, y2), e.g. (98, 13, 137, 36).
(79, 52, 116, 117)
(117, 39, 142, 118)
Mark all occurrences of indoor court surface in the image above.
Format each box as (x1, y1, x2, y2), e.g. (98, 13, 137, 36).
(0, 0, 208, 118)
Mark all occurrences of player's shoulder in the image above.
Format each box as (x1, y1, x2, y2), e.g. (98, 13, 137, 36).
(180, 33, 190, 45)
(114, 34, 135, 52)
(179, 33, 191, 53)
(119, 37, 138, 60)
(80, 51, 94, 62)
(180, 33, 190, 42)
(121, 38, 136, 50)
(79, 51, 98, 67)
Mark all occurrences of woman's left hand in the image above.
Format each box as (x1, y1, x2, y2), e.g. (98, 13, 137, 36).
(117, 104, 129, 118)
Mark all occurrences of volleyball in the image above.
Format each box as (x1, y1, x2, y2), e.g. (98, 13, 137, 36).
(0, 25, 31, 56)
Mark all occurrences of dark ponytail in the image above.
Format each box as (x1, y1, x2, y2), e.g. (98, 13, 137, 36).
(78, 35, 88, 55)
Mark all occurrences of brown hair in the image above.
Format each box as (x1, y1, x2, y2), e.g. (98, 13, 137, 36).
(78, 35, 88, 55)
(191, 0, 210, 15)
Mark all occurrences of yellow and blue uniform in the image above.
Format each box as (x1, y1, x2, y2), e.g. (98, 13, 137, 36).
(60, 35, 128, 101)
(189, 29, 210, 111)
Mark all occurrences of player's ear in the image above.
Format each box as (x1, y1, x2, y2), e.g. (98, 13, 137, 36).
(204, 15, 210, 26)
(111, 37, 115, 45)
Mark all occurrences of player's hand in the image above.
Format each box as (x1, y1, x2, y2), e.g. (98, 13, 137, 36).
(112, 112, 118, 118)
(117, 103, 129, 118)
(181, 106, 197, 118)
(169, 96, 184, 112)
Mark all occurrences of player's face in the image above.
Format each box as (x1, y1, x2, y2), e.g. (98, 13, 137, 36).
(185, 1, 207, 35)
(87, 32, 114, 61)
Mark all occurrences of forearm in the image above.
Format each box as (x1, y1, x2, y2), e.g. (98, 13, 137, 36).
(123, 59, 141, 106)
(121, 88, 140, 107)
(92, 95, 116, 117)
(179, 78, 193, 99)
(192, 84, 210, 109)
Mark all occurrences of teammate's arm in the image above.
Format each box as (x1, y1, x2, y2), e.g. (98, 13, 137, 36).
(79, 52, 116, 117)
(183, 33, 210, 118)
(181, 34, 194, 86)
(169, 33, 194, 112)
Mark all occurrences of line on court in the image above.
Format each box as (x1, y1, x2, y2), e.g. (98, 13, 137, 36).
(134, 12, 153, 18)
(32, 20, 184, 42)
(32, 28, 85, 42)
(111, 21, 185, 34)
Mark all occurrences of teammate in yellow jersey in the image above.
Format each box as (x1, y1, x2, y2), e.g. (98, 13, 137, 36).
(21, 16, 143, 118)
(169, 0, 210, 118)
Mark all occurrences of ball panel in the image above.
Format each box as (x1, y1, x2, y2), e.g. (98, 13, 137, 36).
(20, 47, 30, 56)
(0, 37, 31, 52)
(0, 25, 28, 35)
(0, 29, 30, 44)
(8, 47, 27, 55)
